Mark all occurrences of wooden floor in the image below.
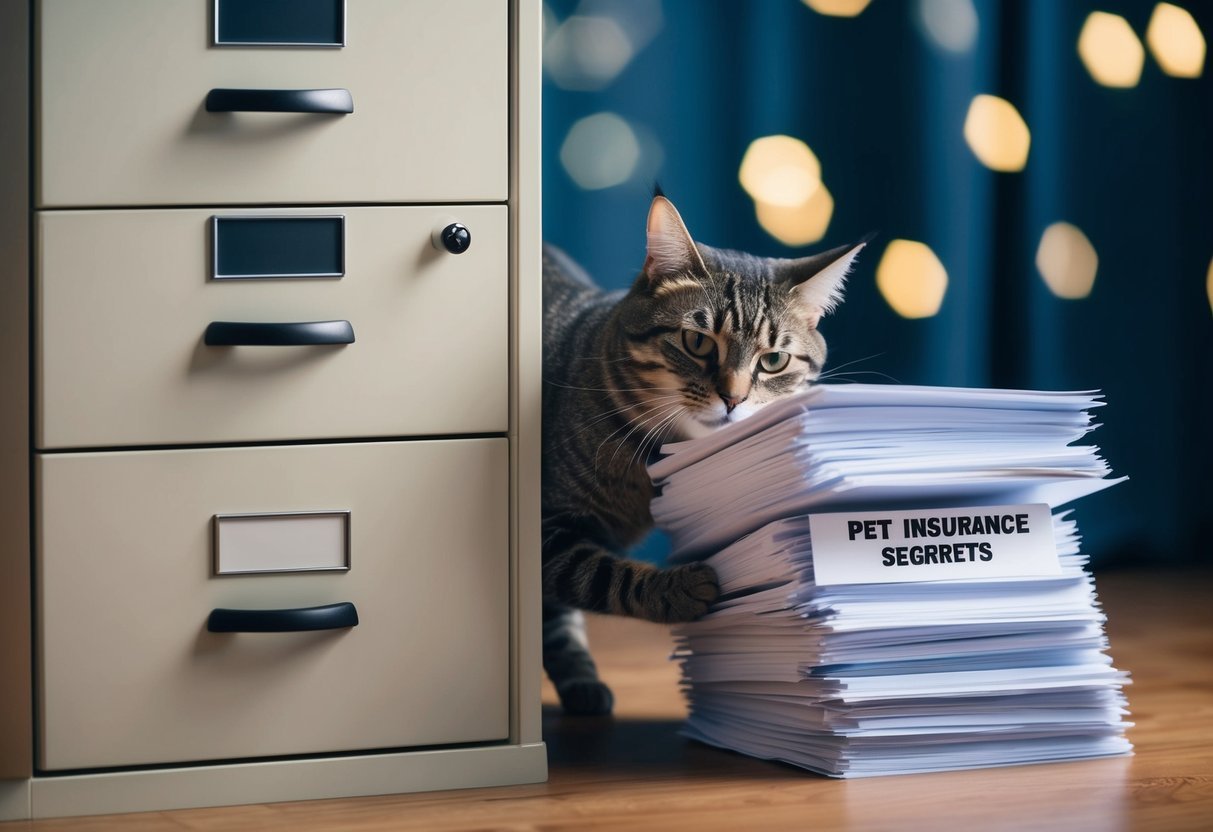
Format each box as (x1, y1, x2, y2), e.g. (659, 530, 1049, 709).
(5, 569, 1212, 831)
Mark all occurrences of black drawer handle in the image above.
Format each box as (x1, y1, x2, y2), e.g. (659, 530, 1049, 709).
(205, 320, 355, 346)
(205, 88, 354, 114)
(207, 602, 359, 633)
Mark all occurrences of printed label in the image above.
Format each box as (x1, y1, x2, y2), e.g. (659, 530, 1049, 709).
(808, 503, 1060, 586)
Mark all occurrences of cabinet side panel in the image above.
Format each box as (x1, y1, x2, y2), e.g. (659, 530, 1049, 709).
(510, 0, 543, 748)
(0, 0, 32, 781)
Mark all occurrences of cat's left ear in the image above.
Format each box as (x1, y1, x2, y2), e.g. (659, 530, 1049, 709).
(775, 240, 868, 328)
(644, 196, 708, 282)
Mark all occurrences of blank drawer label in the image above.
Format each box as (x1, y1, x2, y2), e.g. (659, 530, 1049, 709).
(212, 216, 345, 279)
(211, 214, 344, 280)
(214, 511, 350, 575)
(215, 0, 345, 47)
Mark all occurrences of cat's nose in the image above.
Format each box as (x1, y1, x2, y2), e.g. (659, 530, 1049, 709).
(719, 392, 747, 414)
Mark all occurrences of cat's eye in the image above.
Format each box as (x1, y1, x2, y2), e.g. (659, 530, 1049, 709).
(759, 351, 791, 373)
(681, 329, 717, 358)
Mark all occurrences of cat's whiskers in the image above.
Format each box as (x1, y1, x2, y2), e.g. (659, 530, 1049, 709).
(609, 398, 685, 456)
(569, 394, 683, 442)
(602, 399, 686, 472)
(630, 405, 686, 469)
(814, 352, 885, 377)
(543, 378, 683, 393)
(622, 402, 687, 470)
(591, 397, 683, 471)
(812, 351, 898, 384)
(572, 354, 652, 366)
(815, 369, 902, 384)
(585, 393, 681, 425)
(652, 405, 687, 456)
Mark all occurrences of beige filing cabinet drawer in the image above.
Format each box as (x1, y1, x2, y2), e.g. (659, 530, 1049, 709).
(37, 0, 507, 207)
(37, 438, 509, 771)
(36, 205, 507, 449)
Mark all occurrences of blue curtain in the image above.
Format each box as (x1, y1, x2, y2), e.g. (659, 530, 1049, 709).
(542, 0, 1212, 566)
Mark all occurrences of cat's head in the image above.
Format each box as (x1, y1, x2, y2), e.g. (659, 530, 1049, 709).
(617, 195, 865, 440)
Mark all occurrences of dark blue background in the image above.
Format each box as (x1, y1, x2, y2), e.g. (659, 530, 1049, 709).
(542, 0, 1213, 566)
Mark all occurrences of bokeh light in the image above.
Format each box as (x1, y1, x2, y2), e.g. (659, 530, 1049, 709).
(559, 112, 640, 190)
(754, 185, 835, 247)
(1146, 3, 1205, 78)
(1078, 12, 1146, 88)
(1206, 258, 1212, 316)
(544, 15, 635, 90)
(876, 240, 949, 319)
(1036, 222, 1099, 300)
(801, 0, 872, 17)
(587, 0, 666, 53)
(916, 0, 979, 54)
(739, 135, 823, 208)
(963, 95, 1031, 172)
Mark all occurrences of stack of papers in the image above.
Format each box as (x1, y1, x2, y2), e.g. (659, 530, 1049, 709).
(649, 384, 1132, 777)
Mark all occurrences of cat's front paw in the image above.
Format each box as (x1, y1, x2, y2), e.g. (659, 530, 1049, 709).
(557, 679, 615, 716)
(658, 562, 720, 623)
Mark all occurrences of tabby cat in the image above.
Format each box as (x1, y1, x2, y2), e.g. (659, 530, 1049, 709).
(542, 194, 864, 715)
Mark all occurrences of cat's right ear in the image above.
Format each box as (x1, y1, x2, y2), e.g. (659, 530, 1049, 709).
(643, 196, 708, 283)
(776, 239, 868, 328)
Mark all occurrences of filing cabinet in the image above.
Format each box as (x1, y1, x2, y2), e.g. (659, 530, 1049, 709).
(0, 0, 545, 820)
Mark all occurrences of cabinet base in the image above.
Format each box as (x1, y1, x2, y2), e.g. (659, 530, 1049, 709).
(0, 742, 547, 821)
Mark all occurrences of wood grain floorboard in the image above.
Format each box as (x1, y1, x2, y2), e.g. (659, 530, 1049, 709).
(3, 568, 1211, 831)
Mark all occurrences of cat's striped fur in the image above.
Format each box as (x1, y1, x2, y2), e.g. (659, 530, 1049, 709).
(542, 196, 864, 715)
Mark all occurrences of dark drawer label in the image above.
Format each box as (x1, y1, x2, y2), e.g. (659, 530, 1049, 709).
(214, 0, 345, 47)
(211, 216, 345, 279)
